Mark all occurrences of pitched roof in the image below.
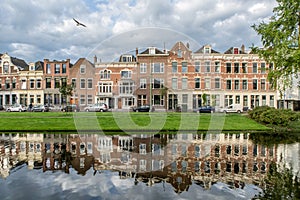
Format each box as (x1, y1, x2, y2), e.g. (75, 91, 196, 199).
(139, 47, 165, 55)
(11, 56, 29, 70)
(194, 46, 220, 54)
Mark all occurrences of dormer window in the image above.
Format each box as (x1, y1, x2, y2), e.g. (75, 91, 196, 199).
(149, 47, 155, 55)
(121, 55, 133, 62)
(233, 48, 239, 54)
(30, 65, 35, 71)
(204, 47, 211, 54)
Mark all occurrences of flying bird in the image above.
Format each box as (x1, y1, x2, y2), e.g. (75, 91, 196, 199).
(73, 18, 86, 27)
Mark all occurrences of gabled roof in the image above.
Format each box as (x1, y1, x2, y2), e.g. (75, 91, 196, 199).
(194, 46, 220, 54)
(139, 47, 165, 55)
(72, 58, 94, 68)
(11, 56, 29, 70)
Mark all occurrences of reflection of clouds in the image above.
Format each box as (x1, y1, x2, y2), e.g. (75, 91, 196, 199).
(1, 165, 260, 200)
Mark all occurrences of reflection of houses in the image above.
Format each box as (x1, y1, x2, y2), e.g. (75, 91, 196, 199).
(277, 143, 300, 176)
(0, 132, 281, 193)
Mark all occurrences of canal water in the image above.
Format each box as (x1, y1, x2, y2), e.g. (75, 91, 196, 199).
(0, 132, 299, 200)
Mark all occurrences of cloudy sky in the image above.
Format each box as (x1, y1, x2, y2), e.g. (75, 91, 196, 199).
(0, 0, 277, 64)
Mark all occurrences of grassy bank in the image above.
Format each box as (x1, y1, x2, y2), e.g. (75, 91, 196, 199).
(0, 111, 270, 132)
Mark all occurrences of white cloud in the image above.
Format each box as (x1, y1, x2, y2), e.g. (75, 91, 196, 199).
(0, 0, 277, 63)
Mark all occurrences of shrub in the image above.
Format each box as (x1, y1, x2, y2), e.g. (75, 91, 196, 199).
(249, 106, 300, 127)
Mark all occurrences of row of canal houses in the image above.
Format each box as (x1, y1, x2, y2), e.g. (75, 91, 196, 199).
(1, 41, 299, 111)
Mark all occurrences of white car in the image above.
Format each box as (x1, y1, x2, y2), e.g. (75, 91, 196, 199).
(6, 104, 27, 112)
(220, 104, 243, 113)
(84, 103, 108, 112)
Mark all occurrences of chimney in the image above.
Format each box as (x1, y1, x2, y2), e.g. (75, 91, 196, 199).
(241, 44, 245, 53)
(94, 55, 97, 64)
(135, 47, 138, 56)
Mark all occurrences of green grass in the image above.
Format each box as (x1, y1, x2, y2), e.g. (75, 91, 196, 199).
(0, 111, 271, 132)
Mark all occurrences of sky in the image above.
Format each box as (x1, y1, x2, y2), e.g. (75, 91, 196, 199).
(0, 0, 277, 64)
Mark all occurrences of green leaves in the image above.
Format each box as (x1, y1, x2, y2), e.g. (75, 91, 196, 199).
(252, 0, 300, 90)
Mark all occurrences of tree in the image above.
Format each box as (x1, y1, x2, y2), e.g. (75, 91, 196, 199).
(59, 84, 74, 105)
(252, 0, 300, 90)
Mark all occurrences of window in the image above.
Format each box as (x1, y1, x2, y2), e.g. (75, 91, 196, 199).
(12, 79, 16, 89)
(140, 78, 146, 89)
(195, 61, 200, 72)
(204, 47, 210, 54)
(261, 79, 266, 90)
(4, 62, 9, 73)
(140, 63, 147, 73)
(182, 78, 188, 89)
(262, 95, 266, 105)
(172, 62, 177, 73)
(242, 63, 247, 73)
(149, 47, 155, 55)
(172, 78, 178, 89)
(46, 63, 51, 74)
(151, 63, 164, 73)
(205, 78, 210, 89)
(121, 70, 132, 79)
(226, 63, 231, 73)
(270, 95, 274, 107)
(5, 79, 10, 89)
(177, 49, 182, 58)
(80, 94, 85, 105)
(182, 62, 187, 73)
(87, 95, 93, 105)
(234, 63, 239, 73)
(62, 63, 67, 73)
(205, 61, 210, 72)
(236, 95, 240, 104)
(71, 78, 76, 89)
(36, 79, 41, 89)
(119, 81, 134, 94)
(54, 78, 60, 88)
(261, 63, 266, 73)
(152, 78, 164, 89)
(30, 79, 35, 89)
(80, 79, 86, 89)
(55, 64, 60, 74)
(46, 78, 51, 88)
(195, 78, 200, 89)
(80, 65, 86, 74)
(153, 95, 164, 106)
(215, 78, 220, 89)
(226, 80, 232, 90)
(234, 80, 239, 90)
(269, 63, 274, 71)
(215, 61, 220, 73)
(242, 80, 247, 90)
(253, 79, 258, 90)
(98, 82, 112, 93)
(252, 63, 258, 73)
(243, 95, 248, 106)
(87, 79, 93, 89)
(100, 70, 111, 79)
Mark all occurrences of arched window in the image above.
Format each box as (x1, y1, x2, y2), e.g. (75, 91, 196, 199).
(3, 62, 9, 73)
(100, 69, 111, 79)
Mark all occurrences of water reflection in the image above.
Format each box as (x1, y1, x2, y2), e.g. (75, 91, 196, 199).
(0, 132, 299, 199)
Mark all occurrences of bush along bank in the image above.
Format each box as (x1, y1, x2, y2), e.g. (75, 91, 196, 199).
(248, 106, 300, 132)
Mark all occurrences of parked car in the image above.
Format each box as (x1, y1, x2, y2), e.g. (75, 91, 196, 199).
(84, 103, 108, 112)
(61, 104, 80, 112)
(132, 105, 151, 112)
(220, 104, 243, 113)
(6, 104, 27, 112)
(32, 105, 49, 112)
(195, 106, 215, 113)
